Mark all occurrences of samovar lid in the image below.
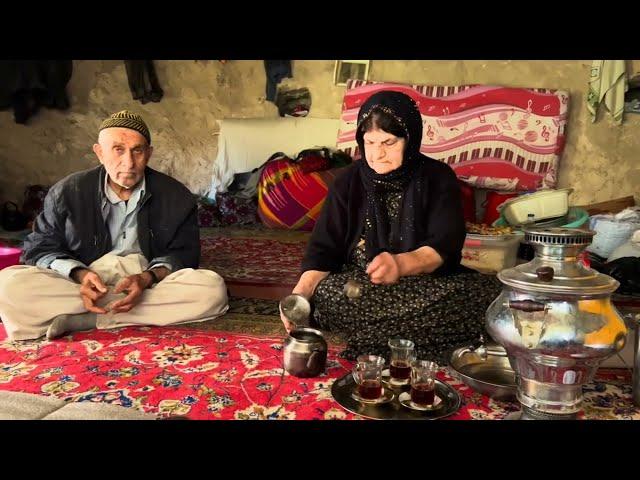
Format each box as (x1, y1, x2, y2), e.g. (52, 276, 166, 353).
(498, 227, 620, 295)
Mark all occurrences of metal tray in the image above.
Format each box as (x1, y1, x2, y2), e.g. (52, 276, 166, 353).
(448, 344, 517, 402)
(331, 372, 461, 420)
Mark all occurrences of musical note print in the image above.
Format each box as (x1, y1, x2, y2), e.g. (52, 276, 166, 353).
(541, 126, 550, 142)
(426, 125, 434, 139)
(524, 99, 533, 119)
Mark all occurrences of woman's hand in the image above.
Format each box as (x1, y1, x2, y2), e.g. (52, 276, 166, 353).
(280, 308, 297, 333)
(279, 289, 311, 333)
(395, 246, 444, 276)
(280, 270, 329, 333)
(366, 252, 400, 285)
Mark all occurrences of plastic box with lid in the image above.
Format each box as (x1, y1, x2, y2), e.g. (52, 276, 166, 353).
(461, 233, 524, 274)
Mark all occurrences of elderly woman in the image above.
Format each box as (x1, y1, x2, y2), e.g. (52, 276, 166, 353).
(282, 90, 501, 363)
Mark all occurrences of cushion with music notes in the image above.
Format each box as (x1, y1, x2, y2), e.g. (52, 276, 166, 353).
(336, 80, 569, 192)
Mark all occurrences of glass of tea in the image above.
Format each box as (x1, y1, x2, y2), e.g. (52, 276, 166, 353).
(352, 354, 386, 400)
(388, 338, 416, 385)
(410, 360, 438, 407)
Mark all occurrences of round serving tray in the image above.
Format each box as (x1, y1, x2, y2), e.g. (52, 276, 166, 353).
(331, 372, 461, 420)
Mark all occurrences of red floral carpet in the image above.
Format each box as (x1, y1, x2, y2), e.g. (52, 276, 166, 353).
(0, 324, 637, 420)
(200, 236, 305, 287)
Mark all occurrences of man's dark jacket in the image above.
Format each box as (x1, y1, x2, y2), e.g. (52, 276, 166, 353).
(22, 165, 200, 271)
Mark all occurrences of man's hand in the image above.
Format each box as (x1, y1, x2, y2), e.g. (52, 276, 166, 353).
(109, 272, 153, 313)
(72, 268, 109, 314)
(366, 252, 400, 285)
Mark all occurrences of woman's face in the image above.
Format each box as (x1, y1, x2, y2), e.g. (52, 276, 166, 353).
(363, 127, 406, 175)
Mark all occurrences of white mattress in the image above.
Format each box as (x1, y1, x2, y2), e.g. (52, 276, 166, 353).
(208, 117, 340, 196)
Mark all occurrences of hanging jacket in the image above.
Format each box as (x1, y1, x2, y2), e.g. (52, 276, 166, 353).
(0, 60, 73, 124)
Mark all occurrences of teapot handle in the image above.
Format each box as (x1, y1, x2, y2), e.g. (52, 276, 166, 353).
(306, 348, 322, 372)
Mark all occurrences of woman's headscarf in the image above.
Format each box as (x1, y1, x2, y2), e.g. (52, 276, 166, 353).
(355, 90, 425, 261)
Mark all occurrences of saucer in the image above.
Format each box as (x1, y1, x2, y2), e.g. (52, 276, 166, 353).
(351, 386, 395, 405)
(398, 391, 443, 411)
(381, 368, 410, 387)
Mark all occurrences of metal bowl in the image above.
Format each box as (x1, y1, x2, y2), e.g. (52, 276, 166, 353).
(448, 344, 518, 402)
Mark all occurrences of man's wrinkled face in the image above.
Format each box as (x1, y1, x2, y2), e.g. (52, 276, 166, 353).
(93, 128, 152, 189)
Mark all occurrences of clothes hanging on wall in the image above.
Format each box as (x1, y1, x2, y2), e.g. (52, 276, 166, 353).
(124, 60, 164, 104)
(587, 60, 628, 124)
(264, 60, 292, 102)
(275, 87, 311, 117)
(0, 60, 73, 124)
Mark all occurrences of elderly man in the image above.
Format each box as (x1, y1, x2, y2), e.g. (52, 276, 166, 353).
(0, 110, 228, 341)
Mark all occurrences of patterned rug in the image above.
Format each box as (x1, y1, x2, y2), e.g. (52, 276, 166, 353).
(181, 296, 286, 337)
(227, 296, 279, 316)
(200, 226, 310, 243)
(179, 296, 346, 347)
(0, 324, 636, 420)
(200, 228, 308, 288)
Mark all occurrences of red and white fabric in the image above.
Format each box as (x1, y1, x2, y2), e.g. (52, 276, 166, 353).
(337, 80, 570, 192)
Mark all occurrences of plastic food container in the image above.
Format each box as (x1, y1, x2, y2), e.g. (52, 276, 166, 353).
(498, 188, 573, 225)
(461, 233, 524, 274)
(492, 206, 589, 230)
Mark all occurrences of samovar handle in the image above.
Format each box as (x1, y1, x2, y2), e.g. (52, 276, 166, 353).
(507, 299, 549, 312)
